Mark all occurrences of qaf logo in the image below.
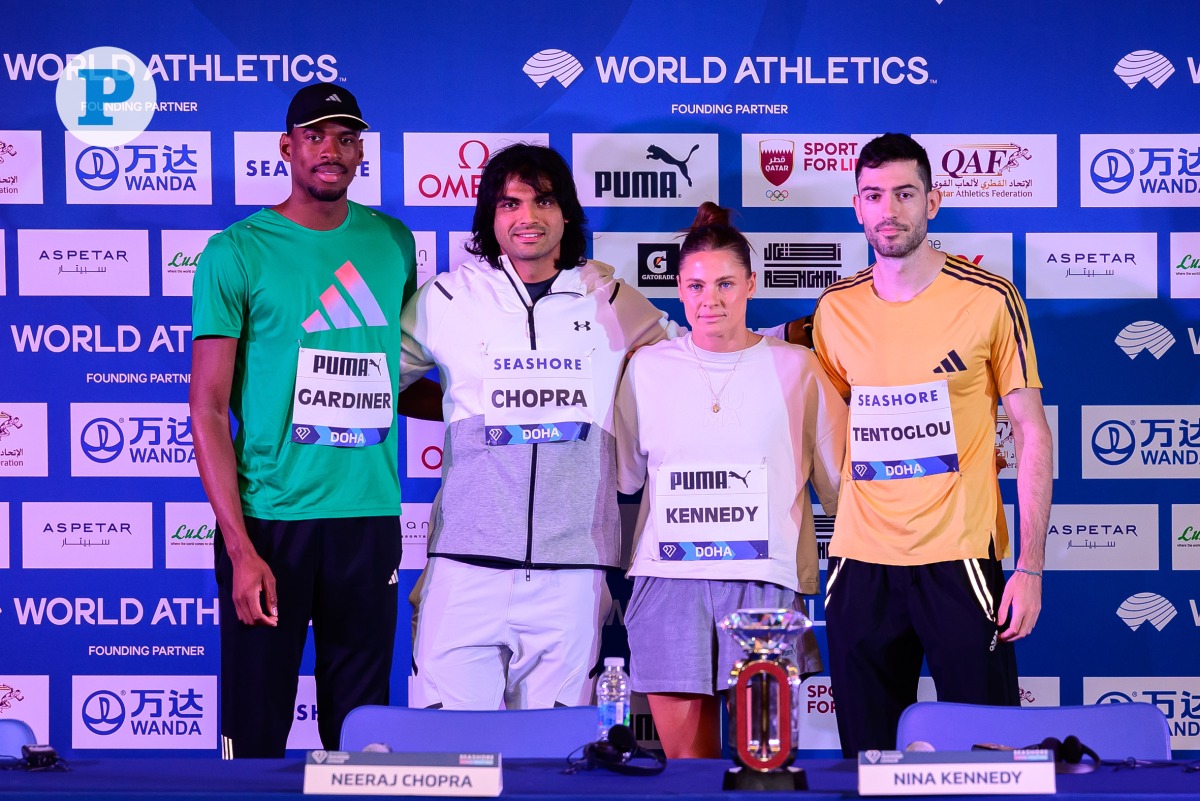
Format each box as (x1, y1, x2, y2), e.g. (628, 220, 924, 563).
(1114, 50, 1175, 89)
(0, 682, 25, 712)
(523, 50, 584, 88)
(65, 132, 212, 205)
(919, 134, 1057, 208)
(1117, 592, 1177, 631)
(0, 409, 22, 443)
(1116, 321, 1176, 359)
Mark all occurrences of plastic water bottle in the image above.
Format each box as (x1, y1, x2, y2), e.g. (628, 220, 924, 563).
(596, 656, 631, 741)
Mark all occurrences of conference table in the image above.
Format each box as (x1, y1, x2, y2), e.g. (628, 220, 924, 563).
(3, 756, 1199, 800)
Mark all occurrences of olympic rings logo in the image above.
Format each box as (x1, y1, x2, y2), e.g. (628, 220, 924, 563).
(764, 189, 789, 201)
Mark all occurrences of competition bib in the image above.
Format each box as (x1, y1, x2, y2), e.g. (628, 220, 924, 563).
(849, 380, 959, 480)
(654, 463, 769, 561)
(482, 350, 594, 446)
(290, 347, 392, 448)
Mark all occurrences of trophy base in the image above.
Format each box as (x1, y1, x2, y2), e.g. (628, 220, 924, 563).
(723, 765, 808, 791)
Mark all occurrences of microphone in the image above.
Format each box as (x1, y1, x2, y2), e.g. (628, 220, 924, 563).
(905, 740, 936, 752)
(362, 742, 392, 753)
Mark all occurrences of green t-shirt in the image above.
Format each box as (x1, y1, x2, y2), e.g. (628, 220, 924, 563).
(192, 202, 416, 520)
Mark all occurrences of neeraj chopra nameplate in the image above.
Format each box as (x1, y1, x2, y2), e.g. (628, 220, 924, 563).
(858, 749, 1055, 796)
(303, 751, 501, 797)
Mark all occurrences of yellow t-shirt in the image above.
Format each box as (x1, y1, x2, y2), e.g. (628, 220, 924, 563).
(813, 254, 1041, 565)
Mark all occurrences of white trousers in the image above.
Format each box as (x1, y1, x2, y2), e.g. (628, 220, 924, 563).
(412, 557, 609, 710)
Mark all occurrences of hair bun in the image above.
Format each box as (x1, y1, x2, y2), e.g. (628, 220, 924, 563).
(689, 201, 731, 231)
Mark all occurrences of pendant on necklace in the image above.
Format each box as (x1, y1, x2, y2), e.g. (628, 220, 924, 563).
(712, 403, 720, 413)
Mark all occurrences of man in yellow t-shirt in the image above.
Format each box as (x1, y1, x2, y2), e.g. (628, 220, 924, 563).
(813, 133, 1053, 757)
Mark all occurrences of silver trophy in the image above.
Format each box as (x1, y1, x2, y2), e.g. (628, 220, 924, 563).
(719, 608, 810, 791)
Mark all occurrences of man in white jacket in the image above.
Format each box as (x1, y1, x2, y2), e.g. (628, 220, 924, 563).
(400, 144, 679, 709)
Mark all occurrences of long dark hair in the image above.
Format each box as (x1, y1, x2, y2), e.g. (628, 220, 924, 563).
(467, 144, 588, 270)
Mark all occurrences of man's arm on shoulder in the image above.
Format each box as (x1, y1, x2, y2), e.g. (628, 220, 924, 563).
(997, 386, 1052, 642)
(189, 337, 277, 627)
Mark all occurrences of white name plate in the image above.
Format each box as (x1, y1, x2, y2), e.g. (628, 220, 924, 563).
(859, 749, 1055, 796)
(303, 751, 502, 797)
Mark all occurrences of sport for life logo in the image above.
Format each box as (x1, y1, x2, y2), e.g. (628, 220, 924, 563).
(55, 47, 157, 147)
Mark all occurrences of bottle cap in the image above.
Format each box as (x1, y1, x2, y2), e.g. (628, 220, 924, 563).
(603, 657, 625, 668)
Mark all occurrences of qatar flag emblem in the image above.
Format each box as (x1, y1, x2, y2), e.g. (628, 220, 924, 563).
(759, 139, 794, 187)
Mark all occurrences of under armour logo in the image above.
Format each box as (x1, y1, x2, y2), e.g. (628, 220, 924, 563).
(574, 321, 591, 331)
(325, 93, 342, 103)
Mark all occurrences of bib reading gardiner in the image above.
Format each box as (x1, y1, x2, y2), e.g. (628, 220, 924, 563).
(291, 347, 392, 448)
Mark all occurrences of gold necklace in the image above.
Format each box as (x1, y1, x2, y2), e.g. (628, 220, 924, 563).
(688, 335, 747, 414)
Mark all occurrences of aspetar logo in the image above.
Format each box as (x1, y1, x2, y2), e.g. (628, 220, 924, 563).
(1025, 232, 1157, 300)
(532, 52, 931, 86)
(573, 133, 719, 208)
(1044, 504, 1157, 571)
(66, 132, 212, 205)
(402, 132, 549, 207)
(22, 501, 152, 569)
(5, 51, 336, 82)
(17, 229, 151, 296)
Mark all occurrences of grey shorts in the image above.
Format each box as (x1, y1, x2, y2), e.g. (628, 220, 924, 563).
(624, 575, 823, 696)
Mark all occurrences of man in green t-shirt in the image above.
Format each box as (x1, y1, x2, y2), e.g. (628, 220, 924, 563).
(190, 84, 424, 758)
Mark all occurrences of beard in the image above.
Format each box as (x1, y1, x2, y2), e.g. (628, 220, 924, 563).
(866, 219, 927, 259)
(306, 184, 348, 202)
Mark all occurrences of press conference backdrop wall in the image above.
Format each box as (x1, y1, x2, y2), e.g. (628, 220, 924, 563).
(0, 0, 1198, 759)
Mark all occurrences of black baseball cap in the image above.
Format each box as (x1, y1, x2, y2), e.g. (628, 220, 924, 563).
(285, 83, 369, 131)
